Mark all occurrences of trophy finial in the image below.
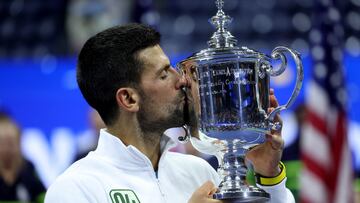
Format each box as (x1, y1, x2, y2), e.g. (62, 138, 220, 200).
(216, 0, 224, 11)
(208, 0, 237, 48)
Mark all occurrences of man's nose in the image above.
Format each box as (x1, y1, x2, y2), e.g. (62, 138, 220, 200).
(175, 69, 191, 90)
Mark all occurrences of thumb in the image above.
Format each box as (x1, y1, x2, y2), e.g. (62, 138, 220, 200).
(188, 181, 223, 203)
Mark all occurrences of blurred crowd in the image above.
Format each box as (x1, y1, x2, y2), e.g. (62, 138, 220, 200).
(0, 0, 359, 59)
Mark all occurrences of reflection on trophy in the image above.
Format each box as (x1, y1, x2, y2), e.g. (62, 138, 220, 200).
(178, 0, 304, 202)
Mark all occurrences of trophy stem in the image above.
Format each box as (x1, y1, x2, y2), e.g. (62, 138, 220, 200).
(214, 140, 270, 203)
(218, 143, 248, 191)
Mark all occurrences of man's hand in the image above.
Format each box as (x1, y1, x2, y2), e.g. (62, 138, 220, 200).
(245, 89, 284, 177)
(188, 181, 223, 203)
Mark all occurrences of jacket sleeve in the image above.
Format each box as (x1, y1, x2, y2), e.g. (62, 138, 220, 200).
(257, 177, 295, 203)
(45, 176, 97, 203)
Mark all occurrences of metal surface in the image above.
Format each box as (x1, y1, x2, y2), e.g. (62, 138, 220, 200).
(177, 0, 303, 202)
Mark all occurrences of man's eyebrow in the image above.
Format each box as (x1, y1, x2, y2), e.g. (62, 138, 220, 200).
(155, 64, 171, 75)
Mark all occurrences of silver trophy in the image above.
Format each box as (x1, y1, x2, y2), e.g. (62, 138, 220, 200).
(177, 0, 303, 202)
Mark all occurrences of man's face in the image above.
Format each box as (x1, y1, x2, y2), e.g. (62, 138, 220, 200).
(136, 45, 190, 133)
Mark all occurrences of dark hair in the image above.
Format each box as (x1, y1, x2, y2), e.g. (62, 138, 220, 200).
(0, 110, 21, 136)
(0, 110, 12, 121)
(77, 23, 161, 126)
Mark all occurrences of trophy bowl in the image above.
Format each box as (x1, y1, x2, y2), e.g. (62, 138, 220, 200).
(177, 0, 303, 202)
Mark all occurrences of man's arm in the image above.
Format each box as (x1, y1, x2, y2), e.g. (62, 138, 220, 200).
(257, 178, 295, 203)
(245, 89, 284, 176)
(246, 89, 295, 203)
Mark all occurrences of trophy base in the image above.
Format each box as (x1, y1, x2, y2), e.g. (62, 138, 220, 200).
(214, 186, 270, 203)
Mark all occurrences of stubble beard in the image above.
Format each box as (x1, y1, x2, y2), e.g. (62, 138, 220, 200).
(137, 92, 185, 137)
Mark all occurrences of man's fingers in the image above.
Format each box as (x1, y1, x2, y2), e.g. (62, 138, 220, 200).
(267, 107, 283, 133)
(270, 88, 274, 94)
(266, 134, 284, 151)
(198, 181, 218, 197)
(188, 181, 224, 203)
(269, 88, 279, 108)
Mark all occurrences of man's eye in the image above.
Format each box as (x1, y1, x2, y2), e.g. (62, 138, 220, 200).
(160, 69, 168, 79)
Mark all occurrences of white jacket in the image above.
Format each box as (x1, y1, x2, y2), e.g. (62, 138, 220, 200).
(45, 129, 294, 203)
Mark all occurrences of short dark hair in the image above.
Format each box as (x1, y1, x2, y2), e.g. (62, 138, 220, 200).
(77, 23, 161, 125)
(0, 110, 21, 136)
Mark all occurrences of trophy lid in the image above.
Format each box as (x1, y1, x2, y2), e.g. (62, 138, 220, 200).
(185, 0, 269, 64)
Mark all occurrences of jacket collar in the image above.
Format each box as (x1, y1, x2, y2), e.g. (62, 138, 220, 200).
(94, 129, 177, 170)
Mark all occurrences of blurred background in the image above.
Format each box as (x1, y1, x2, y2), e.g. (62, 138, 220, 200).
(0, 0, 359, 202)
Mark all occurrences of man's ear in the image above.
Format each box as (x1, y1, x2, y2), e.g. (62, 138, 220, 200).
(115, 88, 140, 112)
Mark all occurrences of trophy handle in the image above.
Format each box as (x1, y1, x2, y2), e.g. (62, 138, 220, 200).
(267, 46, 304, 127)
(178, 125, 190, 143)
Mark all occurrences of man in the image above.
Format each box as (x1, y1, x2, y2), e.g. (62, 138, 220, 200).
(45, 23, 294, 203)
(0, 111, 46, 202)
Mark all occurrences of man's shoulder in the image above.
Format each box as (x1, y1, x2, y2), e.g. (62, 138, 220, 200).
(45, 155, 104, 202)
(48, 158, 95, 187)
(45, 172, 98, 203)
(49, 153, 107, 187)
(45, 169, 85, 202)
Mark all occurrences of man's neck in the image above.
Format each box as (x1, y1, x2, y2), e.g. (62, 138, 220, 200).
(107, 120, 163, 170)
(133, 132, 162, 171)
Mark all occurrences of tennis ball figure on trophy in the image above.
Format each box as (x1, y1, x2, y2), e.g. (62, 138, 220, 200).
(177, 0, 304, 202)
